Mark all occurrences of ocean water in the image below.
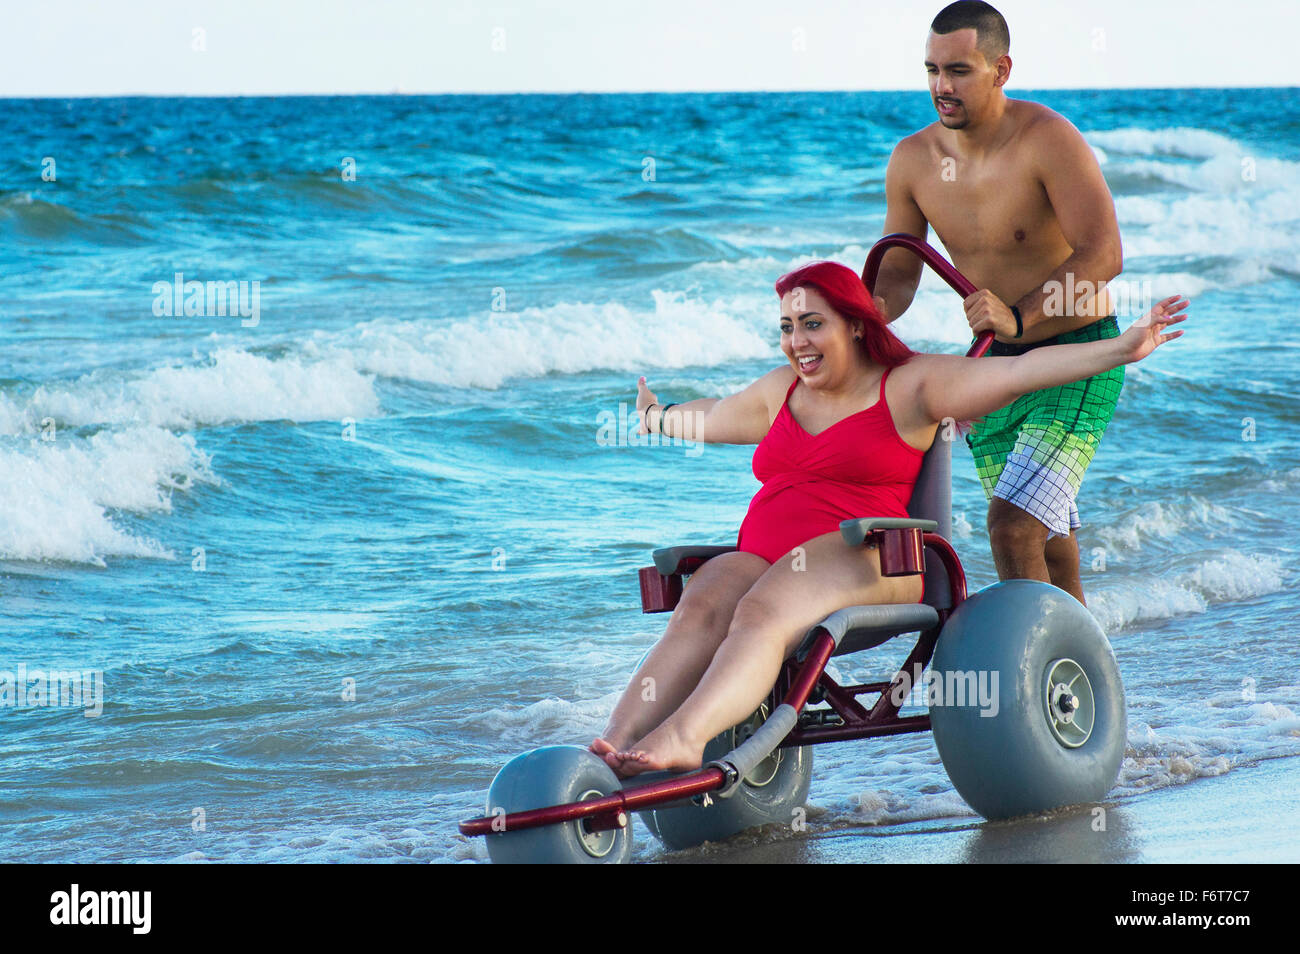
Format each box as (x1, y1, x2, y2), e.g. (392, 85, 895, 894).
(0, 89, 1296, 863)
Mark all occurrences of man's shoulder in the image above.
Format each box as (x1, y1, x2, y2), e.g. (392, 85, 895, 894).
(1008, 99, 1087, 146)
(888, 126, 940, 175)
(894, 124, 941, 154)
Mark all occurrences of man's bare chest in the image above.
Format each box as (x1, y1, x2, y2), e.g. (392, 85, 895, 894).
(911, 156, 1058, 253)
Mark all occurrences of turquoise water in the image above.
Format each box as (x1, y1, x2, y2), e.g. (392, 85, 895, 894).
(1, 90, 1297, 862)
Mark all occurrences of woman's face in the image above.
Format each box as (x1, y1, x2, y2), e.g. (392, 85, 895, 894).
(779, 286, 863, 387)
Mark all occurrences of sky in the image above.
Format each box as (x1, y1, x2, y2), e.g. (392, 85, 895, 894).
(1, 0, 1296, 97)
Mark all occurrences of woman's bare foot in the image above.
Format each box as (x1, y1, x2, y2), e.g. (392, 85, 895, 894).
(588, 737, 619, 760)
(607, 723, 703, 778)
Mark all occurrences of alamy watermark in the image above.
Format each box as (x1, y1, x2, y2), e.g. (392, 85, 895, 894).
(152, 272, 260, 327)
(1042, 274, 1153, 319)
(597, 403, 704, 457)
(50, 884, 150, 934)
(0, 664, 103, 717)
(891, 662, 999, 717)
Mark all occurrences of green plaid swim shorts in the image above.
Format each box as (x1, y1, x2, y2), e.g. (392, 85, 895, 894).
(965, 316, 1124, 539)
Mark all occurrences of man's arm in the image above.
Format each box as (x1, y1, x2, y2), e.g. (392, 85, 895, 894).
(870, 140, 929, 324)
(1015, 117, 1122, 335)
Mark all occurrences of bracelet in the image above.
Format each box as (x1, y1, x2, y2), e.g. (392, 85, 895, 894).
(660, 403, 678, 435)
(1011, 306, 1023, 339)
(643, 403, 658, 430)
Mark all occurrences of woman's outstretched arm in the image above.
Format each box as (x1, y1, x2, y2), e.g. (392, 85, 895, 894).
(637, 367, 787, 445)
(918, 296, 1189, 426)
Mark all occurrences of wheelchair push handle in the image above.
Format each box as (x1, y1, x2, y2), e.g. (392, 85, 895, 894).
(861, 233, 994, 359)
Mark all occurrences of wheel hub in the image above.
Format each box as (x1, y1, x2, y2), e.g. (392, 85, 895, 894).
(1044, 658, 1095, 748)
(574, 790, 618, 858)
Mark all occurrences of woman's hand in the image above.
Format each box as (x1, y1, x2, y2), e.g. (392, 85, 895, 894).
(1119, 295, 1190, 364)
(636, 376, 659, 434)
(918, 295, 1191, 427)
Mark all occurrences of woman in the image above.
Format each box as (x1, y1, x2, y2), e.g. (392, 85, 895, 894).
(591, 261, 1187, 778)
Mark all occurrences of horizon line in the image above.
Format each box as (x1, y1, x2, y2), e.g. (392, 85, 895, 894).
(3, 83, 1296, 100)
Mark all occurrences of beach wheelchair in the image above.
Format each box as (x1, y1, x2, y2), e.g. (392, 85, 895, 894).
(458, 236, 1127, 863)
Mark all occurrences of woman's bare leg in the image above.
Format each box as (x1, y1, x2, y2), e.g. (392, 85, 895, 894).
(590, 550, 769, 757)
(612, 532, 924, 775)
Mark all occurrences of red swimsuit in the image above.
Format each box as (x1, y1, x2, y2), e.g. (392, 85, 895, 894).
(736, 367, 925, 565)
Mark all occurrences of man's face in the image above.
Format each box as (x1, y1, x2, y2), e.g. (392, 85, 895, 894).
(924, 28, 1002, 129)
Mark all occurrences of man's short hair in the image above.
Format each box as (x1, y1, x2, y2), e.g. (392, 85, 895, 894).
(931, 1, 1010, 63)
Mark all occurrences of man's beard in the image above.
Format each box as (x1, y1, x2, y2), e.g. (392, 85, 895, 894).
(936, 100, 968, 129)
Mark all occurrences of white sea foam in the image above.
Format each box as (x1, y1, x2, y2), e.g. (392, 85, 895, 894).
(1110, 703, 1300, 796)
(1111, 264, 1273, 302)
(1126, 154, 1299, 194)
(0, 348, 380, 435)
(1088, 127, 1300, 291)
(1088, 551, 1286, 633)
(1118, 749, 1232, 792)
(1118, 191, 1300, 264)
(851, 787, 973, 825)
(0, 427, 218, 565)
(475, 691, 622, 746)
(313, 291, 776, 389)
(1087, 127, 1245, 161)
(1097, 497, 1237, 552)
(1186, 551, 1288, 602)
(0, 394, 28, 436)
(0, 347, 381, 565)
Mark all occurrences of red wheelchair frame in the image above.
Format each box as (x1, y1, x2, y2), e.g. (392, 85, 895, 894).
(459, 234, 991, 842)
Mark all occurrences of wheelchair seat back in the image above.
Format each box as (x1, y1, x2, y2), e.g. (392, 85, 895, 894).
(906, 431, 955, 611)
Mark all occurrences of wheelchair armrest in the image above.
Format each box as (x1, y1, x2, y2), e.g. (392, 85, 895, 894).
(796, 602, 941, 661)
(651, 545, 737, 576)
(640, 545, 737, 614)
(838, 518, 937, 577)
(838, 517, 938, 547)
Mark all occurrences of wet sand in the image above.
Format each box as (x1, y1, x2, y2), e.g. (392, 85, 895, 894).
(655, 755, 1300, 864)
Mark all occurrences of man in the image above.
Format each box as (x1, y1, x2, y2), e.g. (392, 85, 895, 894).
(871, 0, 1123, 605)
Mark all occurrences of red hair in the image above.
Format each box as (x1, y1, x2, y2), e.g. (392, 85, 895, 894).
(775, 261, 917, 368)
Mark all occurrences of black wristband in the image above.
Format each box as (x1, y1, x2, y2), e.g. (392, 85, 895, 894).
(643, 403, 658, 430)
(660, 403, 678, 435)
(1011, 306, 1023, 339)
